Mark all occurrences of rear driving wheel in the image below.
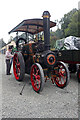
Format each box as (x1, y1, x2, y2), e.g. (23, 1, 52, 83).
(31, 63, 44, 93)
(13, 52, 25, 81)
(54, 62, 69, 88)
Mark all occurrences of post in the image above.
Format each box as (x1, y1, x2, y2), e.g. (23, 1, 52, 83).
(16, 32, 18, 41)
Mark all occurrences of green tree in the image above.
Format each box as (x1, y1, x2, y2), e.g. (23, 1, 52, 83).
(78, 9, 80, 36)
(53, 29, 64, 39)
(64, 10, 79, 37)
(60, 8, 77, 37)
(50, 30, 58, 48)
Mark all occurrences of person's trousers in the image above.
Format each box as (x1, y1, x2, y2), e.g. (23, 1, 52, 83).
(6, 59, 11, 75)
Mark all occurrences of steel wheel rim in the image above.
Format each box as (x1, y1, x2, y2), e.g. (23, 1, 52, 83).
(55, 64, 67, 87)
(31, 65, 41, 91)
(13, 53, 20, 80)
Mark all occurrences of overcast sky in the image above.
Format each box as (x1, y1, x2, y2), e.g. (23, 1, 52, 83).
(0, 0, 79, 43)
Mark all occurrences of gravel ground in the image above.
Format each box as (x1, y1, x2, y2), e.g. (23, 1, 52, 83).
(0, 54, 2, 120)
(1, 54, 79, 119)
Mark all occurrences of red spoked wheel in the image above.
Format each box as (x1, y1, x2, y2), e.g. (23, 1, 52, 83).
(77, 69, 80, 83)
(31, 63, 44, 93)
(54, 62, 69, 88)
(13, 52, 25, 81)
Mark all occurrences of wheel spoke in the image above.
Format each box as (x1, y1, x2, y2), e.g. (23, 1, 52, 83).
(17, 63, 20, 68)
(34, 79, 40, 88)
(36, 69, 39, 75)
(32, 73, 36, 77)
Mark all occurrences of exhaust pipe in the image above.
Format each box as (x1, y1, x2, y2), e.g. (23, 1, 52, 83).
(42, 11, 51, 51)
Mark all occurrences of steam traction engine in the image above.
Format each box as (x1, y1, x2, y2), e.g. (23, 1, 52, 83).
(9, 11, 70, 93)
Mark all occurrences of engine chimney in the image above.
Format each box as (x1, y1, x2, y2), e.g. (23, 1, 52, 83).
(42, 11, 51, 50)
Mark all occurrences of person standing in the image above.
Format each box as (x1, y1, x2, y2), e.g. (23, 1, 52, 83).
(5, 46, 13, 75)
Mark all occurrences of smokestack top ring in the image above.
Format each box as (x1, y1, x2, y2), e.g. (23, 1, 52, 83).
(42, 11, 51, 18)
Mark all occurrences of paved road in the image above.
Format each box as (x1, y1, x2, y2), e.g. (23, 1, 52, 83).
(1, 54, 79, 118)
